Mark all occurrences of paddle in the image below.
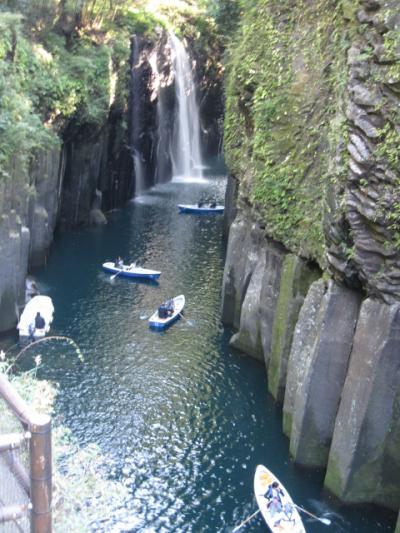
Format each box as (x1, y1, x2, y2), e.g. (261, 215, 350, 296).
(110, 269, 122, 281)
(294, 503, 331, 526)
(179, 313, 194, 326)
(232, 509, 260, 532)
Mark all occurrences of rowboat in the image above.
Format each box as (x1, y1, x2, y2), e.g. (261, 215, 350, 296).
(149, 295, 185, 330)
(102, 261, 161, 280)
(178, 203, 224, 214)
(254, 465, 306, 533)
(17, 295, 54, 340)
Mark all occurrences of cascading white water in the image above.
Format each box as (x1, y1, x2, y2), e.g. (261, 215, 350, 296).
(169, 33, 203, 180)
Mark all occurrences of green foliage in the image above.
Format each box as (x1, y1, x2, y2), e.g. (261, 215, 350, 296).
(203, 0, 243, 44)
(0, 354, 129, 533)
(224, 0, 351, 263)
(0, 0, 221, 183)
(0, 13, 57, 180)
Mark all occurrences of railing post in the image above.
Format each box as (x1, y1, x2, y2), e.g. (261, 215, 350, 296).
(30, 413, 52, 533)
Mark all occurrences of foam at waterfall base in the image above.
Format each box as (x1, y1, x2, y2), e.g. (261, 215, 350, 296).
(171, 174, 208, 184)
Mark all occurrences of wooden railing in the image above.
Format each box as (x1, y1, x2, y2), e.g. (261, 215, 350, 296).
(0, 374, 52, 532)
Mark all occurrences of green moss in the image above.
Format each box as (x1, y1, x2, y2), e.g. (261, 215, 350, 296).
(324, 454, 345, 496)
(268, 255, 298, 401)
(224, 0, 351, 264)
(282, 410, 292, 438)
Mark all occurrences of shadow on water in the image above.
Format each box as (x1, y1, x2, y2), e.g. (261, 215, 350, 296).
(4, 170, 397, 533)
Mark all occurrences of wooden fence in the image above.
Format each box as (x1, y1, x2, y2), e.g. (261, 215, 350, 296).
(0, 374, 52, 532)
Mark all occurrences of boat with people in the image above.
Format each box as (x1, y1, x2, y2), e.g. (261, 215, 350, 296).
(102, 261, 161, 280)
(178, 203, 224, 214)
(254, 465, 306, 533)
(17, 295, 54, 341)
(148, 295, 185, 330)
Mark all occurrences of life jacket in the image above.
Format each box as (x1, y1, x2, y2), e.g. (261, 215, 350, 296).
(265, 484, 283, 504)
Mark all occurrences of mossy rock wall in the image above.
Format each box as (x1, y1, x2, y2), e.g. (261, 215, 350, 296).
(225, 0, 400, 304)
(224, 0, 349, 265)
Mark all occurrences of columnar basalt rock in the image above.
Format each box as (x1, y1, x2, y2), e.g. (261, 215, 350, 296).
(29, 147, 64, 266)
(59, 134, 108, 229)
(221, 216, 287, 362)
(289, 281, 361, 467)
(282, 279, 327, 438)
(268, 255, 321, 403)
(229, 236, 286, 362)
(221, 216, 261, 329)
(325, 298, 400, 510)
(0, 211, 29, 331)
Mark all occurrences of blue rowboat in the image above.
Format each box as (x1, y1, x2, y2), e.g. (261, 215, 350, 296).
(149, 295, 185, 330)
(178, 204, 224, 214)
(102, 262, 161, 280)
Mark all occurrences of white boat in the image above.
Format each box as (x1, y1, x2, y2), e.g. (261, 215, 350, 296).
(254, 465, 306, 533)
(17, 295, 54, 340)
(178, 203, 224, 214)
(102, 261, 161, 280)
(148, 295, 185, 330)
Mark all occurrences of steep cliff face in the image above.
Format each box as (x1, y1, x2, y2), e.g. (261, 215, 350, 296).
(222, 0, 400, 514)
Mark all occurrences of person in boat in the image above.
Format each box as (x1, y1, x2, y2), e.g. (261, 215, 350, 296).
(115, 256, 124, 269)
(166, 299, 175, 316)
(197, 201, 204, 208)
(35, 312, 45, 330)
(209, 200, 217, 208)
(264, 481, 284, 514)
(264, 482, 295, 528)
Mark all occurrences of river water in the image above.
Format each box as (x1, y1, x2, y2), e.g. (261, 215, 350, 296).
(21, 170, 395, 532)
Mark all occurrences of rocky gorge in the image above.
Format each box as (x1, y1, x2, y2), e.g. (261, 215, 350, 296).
(0, 7, 223, 333)
(1, 0, 399, 527)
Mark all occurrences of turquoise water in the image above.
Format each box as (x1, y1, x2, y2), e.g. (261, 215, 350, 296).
(17, 174, 396, 532)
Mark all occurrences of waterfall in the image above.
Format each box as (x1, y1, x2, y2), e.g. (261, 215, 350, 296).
(169, 33, 203, 180)
(131, 36, 146, 194)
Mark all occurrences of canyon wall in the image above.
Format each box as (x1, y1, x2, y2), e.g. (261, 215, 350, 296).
(222, 0, 400, 517)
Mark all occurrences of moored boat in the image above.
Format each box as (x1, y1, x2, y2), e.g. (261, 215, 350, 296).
(178, 203, 224, 214)
(17, 295, 54, 340)
(149, 295, 185, 330)
(254, 465, 306, 533)
(102, 261, 161, 280)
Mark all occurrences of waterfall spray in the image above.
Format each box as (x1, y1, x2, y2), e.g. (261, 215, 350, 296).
(169, 33, 203, 180)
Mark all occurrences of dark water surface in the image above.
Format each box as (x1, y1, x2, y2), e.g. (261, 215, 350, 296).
(22, 174, 395, 532)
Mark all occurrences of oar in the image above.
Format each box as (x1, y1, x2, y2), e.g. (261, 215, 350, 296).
(179, 313, 194, 326)
(110, 269, 123, 281)
(232, 509, 260, 532)
(294, 503, 331, 525)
